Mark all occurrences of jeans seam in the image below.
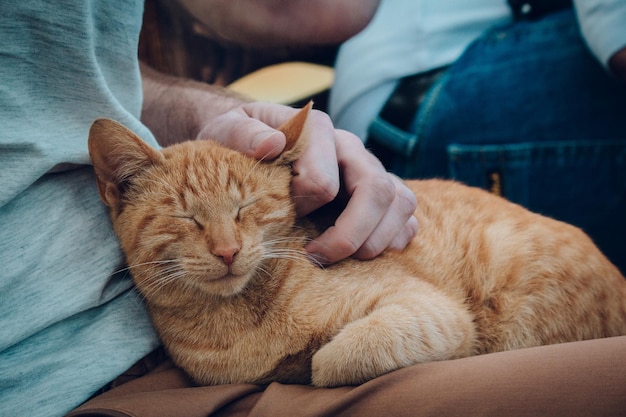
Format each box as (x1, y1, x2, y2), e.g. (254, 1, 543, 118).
(410, 73, 449, 163)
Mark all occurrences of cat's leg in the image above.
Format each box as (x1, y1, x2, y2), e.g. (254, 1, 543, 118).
(311, 291, 476, 387)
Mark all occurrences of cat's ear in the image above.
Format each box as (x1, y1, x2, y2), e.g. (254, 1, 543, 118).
(274, 101, 313, 165)
(88, 118, 163, 207)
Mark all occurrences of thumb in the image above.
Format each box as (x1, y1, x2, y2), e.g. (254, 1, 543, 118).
(195, 108, 286, 160)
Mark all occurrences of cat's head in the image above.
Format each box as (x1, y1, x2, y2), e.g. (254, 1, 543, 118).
(88, 102, 312, 300)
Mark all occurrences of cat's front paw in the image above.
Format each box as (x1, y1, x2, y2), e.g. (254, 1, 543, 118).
(310, 301, 476, 387)
(310, 309, 415, 387)
(311, 337, 400, 387)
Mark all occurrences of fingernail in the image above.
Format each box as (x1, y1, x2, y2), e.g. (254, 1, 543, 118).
(253, 131, 283, 159)
(252, 130, 276, 146)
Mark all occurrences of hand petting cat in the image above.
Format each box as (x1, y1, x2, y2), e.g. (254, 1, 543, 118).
(198, 101, 419, 264)
(140, 64, 418, 265)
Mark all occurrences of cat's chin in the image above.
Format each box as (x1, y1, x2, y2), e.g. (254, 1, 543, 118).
(204, 272, 252, 298)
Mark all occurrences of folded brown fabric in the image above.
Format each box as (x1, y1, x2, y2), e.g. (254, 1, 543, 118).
(68, 336, 626, 417)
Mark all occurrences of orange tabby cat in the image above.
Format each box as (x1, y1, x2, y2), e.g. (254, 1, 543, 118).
(88, 103, 626, 387)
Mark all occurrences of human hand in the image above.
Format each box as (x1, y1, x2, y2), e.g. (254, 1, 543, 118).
(196, 102, 418, 264)
(609, 46, 626, 82)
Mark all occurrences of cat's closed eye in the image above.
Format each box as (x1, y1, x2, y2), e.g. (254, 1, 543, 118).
(236, 199, 259, 222)
(171, 214, 204, 230)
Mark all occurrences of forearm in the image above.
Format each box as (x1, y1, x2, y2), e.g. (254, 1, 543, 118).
(140, 62, 249, 146)
(176, 0, 380, 46)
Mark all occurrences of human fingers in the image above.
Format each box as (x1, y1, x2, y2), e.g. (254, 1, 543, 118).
(305, 130, 417, 264)
(290, 109, 340, 216)
(195, 103, 290, 160)
(351, 173, 418, 259)
(196, 101, 341, 216)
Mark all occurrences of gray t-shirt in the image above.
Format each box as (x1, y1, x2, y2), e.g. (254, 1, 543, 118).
(0, 2, 161, 416)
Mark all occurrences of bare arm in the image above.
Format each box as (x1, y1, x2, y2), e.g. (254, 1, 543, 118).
(176, 0, 380, 46)
(140, 63, 249, 146)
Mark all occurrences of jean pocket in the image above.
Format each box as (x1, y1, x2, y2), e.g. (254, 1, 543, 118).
(447, 140, 626, 272)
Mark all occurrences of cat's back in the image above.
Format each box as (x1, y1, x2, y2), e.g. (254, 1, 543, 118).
(399, 179, 626, 350)
(404, 179, 622, 281)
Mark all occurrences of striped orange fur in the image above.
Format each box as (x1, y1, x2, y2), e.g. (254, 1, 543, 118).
(88, 104, 626, 387)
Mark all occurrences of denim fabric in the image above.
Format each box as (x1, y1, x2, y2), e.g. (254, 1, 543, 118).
(372, 10, 626, 273)
(448, 141, 626, 273)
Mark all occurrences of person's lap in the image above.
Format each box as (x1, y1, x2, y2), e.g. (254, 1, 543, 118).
(68, 336, 626, 417)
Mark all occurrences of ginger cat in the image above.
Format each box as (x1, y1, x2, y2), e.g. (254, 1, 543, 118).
(88, 103, 626, 387)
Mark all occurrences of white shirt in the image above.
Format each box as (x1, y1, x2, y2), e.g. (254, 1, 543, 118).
(330, 0, 626, 141)
(574, 0, 626, 67)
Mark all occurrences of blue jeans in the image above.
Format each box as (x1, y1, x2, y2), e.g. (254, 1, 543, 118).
(369, 10, 626, 273)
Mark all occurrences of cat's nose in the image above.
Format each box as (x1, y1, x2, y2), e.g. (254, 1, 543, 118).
(213, 245, 239, 266)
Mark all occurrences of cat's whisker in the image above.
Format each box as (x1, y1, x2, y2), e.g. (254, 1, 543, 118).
(260, 238, 325, 268)
(263, 237, 308, 246)
(253, 264, 275, 282)
(258, 142, 285, 162)
(130, 262, 186, 298)
(113, 259, 179, 276)
(137, 264, 182, 281)
(242, 143, 284, 184)
(236, 142, 283, 187)
(113, 261, 183, 302)
(261, 249, 310, 263)
(136, 272, 181, 295)
(242, 160, 264, 185)
(259, 236, 321, 268)
(138, 262, 183, 279)
(140, 270, 188, 299)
